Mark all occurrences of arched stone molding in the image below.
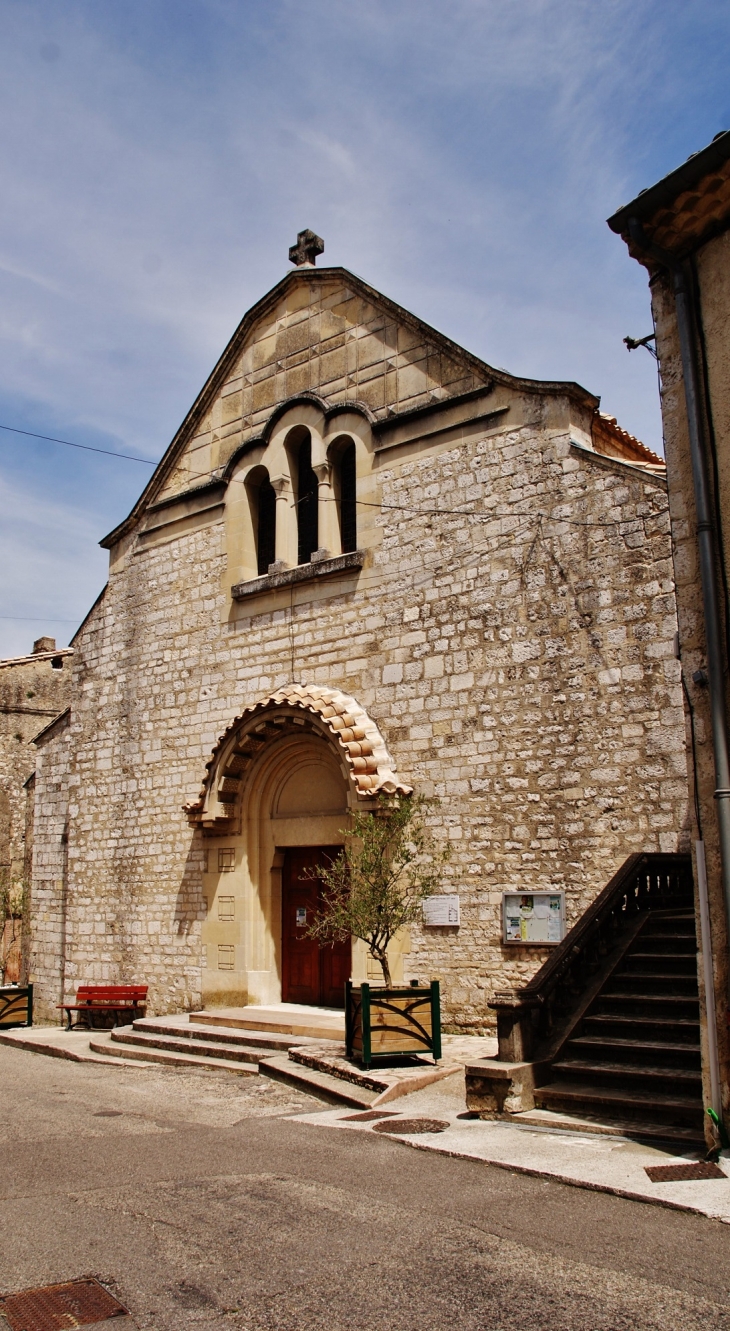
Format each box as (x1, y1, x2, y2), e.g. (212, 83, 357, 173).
(185, 683, 412, 833)
(193, 686, 413, 1007)
(225, 398, 374, 586)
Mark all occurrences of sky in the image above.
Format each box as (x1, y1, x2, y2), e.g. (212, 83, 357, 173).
(1, 0, 729, 658)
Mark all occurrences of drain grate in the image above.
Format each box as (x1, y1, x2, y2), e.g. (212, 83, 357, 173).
(645, 1161, 727, 1182)
(1, 1278, 128, 1330)
(372, 1117, 449, 1135)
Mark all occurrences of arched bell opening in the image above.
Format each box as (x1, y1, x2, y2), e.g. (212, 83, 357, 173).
(328, 434, 358, 554)
(245, 464, 277, 576)
(284, 425, 319, 565)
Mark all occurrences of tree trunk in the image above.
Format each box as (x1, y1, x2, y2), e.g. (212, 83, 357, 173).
(373, 948, 392, 988)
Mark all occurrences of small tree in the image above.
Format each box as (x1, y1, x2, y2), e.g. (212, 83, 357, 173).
(305, 792, 450, 988)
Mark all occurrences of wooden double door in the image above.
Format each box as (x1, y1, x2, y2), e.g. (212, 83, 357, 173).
(281, 846, 351, 1008)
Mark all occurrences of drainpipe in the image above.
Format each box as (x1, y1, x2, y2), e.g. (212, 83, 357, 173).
(628, 218, 730, 1010)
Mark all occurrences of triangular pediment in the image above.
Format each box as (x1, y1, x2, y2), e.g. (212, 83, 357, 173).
(102, 267, 497, 542)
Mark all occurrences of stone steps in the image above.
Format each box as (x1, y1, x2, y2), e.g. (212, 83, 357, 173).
(89, 1034, 258, 1074)
(258, 1053, 376, 1108)
(189, 1004, 345, 1041)
(513, 1106, 706, 1148)
(535, 1080, 703, 1126)
(90, 1014, 374, 1106)
(108, 1029, 262, 1065)
(129, 1017, 317, 1054)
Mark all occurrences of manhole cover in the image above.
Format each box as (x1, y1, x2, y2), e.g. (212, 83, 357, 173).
(341, 1110, 399, 1122)
(645, 1161, 727, 1182)
(1, 1278, 128, 1330)
(372, 1117, 449, 1135)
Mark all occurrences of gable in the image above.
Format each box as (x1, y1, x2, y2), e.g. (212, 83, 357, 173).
(156, 272, 492, 505)
(105, 269, 494, 536)
(101, 265, 612, 549)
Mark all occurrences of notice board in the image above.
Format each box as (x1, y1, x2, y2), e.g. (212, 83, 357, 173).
(502, 891, 565, 945)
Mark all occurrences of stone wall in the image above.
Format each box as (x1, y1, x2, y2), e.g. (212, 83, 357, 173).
(0, 644, 71, 985)
(30, 406, 688, 1030)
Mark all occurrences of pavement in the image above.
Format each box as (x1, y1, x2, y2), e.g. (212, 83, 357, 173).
(2, 1042, 730, 1330)
(0, 1023, 138, 1064)
(293, 1071, 730, 1222)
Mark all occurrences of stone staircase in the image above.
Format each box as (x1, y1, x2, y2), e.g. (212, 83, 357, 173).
(532, 909, 704, 1147)
(89, 1007, 376, 1108)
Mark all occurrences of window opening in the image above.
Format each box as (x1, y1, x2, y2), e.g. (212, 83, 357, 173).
(257, 477, 276, 575)
(296, 434, 319, 564)
(339, 442, 357, 553)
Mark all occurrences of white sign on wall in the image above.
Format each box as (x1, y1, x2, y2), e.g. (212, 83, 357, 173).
(502, 891, 565, 945)
(422, 894, 461, 927)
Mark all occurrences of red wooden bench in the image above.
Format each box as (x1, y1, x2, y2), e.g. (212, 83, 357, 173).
(58, 984, 148, 1030)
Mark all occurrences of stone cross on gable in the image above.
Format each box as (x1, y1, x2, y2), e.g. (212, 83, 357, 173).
(288, 229, 325, 267)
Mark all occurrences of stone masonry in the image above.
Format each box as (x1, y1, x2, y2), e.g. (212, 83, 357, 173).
(0, 639, 72, 982)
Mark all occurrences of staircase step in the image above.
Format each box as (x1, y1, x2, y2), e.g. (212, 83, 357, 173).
(89, 1038, 257, 1074)
(604, 973, 698, 994)
(622, 953, 697, 971)
(534, 1081, 703, 1127)
(594, 993, 699, 1015)
(513, 1107, 706, 1149)
(190, 1005, 345, 1041)
(551, 1058, 702, 1088)
(132, 1018, 304, 1053)
(111, 1029, 263, 1064)
(258, 1054, 376, 1108)
(566, 1035, 701, 1067)
(642, 910, 694, 921)
(583, 1013, 699, 1038)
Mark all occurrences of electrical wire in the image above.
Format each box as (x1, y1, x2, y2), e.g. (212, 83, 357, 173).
(0, 419, 669, 531)
(0, 422, 156, 465)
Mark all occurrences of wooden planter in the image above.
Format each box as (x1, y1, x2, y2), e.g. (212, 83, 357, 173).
(0, 983, 33, 1028)
(345, 980, 441, 1068)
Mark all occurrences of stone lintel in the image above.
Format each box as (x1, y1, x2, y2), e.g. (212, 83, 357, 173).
(231, 550, 365, 600)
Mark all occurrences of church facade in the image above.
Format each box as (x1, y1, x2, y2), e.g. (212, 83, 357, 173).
(28, 246, 688, 1029)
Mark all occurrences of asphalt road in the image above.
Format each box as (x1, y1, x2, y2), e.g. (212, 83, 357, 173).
(1, 1043, 729, 1331)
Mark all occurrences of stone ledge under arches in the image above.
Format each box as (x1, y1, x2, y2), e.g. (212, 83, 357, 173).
(184, 683, 412, 833)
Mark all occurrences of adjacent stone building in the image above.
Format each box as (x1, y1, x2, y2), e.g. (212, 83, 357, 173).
(0, 638, 72, 982)
(609, 130, 730, 1118)
(27, 244, 688, 1028)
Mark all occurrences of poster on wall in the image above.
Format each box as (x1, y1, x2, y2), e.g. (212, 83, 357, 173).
(502, 891, 565, 945)
(422, 895, 461, 926)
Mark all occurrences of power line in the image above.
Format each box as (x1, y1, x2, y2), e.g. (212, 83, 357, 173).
(0, 614, 81, 622)
(0, 423, 157, 465)
(0, 418, 668, 530)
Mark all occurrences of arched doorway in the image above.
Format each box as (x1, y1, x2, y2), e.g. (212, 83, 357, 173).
(186, 685, 411, 1009)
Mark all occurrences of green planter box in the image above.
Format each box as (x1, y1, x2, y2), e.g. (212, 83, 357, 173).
(345, 980, 441, 1068)
(0, 983, 33, 1028)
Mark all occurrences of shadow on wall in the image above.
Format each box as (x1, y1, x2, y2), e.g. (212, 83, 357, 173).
(174, 832, 206, 939)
